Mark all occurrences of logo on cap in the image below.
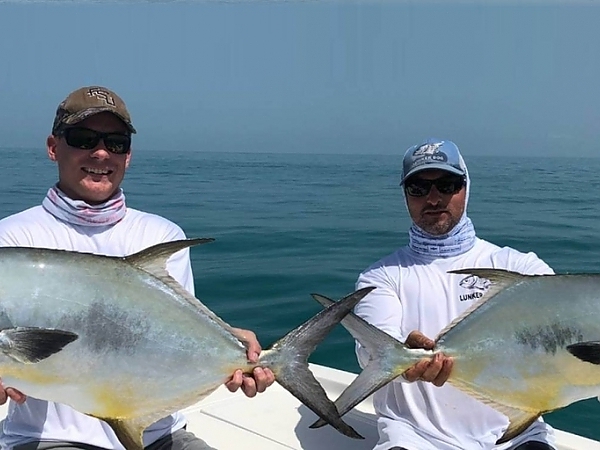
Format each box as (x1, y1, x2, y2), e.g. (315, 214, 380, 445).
(411, 141, 448, 166)
(413, 142, 443, 157)
(88, 88, 116, 107)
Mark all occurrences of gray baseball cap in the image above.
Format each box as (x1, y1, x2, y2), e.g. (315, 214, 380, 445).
(401, 138, 466, 184)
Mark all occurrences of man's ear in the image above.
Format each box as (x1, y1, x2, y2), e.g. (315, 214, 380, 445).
(47, 135, 58, 161)
(125, 149, 132, 169)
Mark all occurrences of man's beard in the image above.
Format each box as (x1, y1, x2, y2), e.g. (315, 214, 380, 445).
(416, 210, 461, 236)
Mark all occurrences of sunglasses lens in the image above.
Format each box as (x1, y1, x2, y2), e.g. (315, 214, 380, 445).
(405, 180, 430, 197)
(405, 176, 464, 197)
(64, 128, 99, 150)
(63, 128, 131, 154)
(436, 178, 463, 194)
(104, 135, 131, 154)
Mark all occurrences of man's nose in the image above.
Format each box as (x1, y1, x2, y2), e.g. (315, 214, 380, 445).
(425, 185, 442, 205)
(89, 140, 111, 159)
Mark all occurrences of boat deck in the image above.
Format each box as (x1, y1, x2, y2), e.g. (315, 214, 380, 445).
(179, 364, 600, 450)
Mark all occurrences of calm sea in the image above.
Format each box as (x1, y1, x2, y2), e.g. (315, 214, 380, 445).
(1, 148, 599, 441)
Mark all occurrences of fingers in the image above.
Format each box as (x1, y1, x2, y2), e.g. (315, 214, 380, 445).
(432, 356, 453, 387)
(0, 386, 7, 406)
(231, 328, 261, 363)
(225, 369, 244, 393)
(419, 353, 446, 385)
(252, 368, 275, 394)
(226, 328, 275, 397)
(401, 353, 454, 387)
(0, 379, 26, 405)
(224, 368, 276, 398)
(401, 358, 431, 383)
(6, 388, 26, 404)
(405, 330, 435, 350)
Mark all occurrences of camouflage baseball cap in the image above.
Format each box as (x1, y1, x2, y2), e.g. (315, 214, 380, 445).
(401, 138, 466, 184)
(52, 86, 136, 134)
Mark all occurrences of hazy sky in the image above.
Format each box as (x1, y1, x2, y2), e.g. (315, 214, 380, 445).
(1, 1, 599, 155)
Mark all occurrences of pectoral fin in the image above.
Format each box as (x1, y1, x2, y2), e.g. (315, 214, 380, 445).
(102, 417, 147, 450)
(0, 327, 78, 364)
(566, 341, 600, 365)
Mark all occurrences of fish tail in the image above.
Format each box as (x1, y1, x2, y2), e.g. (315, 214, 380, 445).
(309, 293, 415, 428)
(261, 286, 376, 440)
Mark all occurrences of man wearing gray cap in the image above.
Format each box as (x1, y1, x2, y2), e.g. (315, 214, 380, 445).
(0, 86, 274, 450)
(354, 138, 556, 450)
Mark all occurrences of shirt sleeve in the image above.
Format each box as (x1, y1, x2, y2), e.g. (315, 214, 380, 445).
(354, 263, 403, 369)
(0, 220, 32, 247)
(494, 247, 554, 276)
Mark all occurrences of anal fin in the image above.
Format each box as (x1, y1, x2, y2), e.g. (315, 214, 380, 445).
(449, 379, 542, 445)
(495, 407, 542, 444)
(101, 417, 148, 450)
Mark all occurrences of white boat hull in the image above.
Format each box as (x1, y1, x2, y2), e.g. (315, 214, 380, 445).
(177, 364, 600, 449)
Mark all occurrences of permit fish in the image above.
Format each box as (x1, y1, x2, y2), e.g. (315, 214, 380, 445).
(310, 268, 600, 443)
(0, 238, 373, 449)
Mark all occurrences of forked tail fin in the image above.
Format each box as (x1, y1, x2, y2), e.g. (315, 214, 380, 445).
(309, 293, 414, 428)
(260, 287, 376, 440)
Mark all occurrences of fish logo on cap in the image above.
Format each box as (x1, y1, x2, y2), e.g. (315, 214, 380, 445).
(413, 142, 443, 157)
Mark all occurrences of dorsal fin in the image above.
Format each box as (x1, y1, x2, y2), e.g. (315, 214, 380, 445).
(125, 238, 214, 278)
(437, 268, 534, 341)
(125, 238, 242, 344)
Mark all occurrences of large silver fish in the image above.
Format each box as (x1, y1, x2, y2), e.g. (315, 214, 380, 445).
(310, 268, 600, 443)
(0, 238, 373, 449)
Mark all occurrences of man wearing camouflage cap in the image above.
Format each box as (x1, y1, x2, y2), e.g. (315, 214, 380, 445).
(353, 138, 557, 450)
(0, 86, 274, 450)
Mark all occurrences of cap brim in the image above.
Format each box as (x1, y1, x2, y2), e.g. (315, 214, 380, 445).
(401, 164, 465, 184)
(62, 107, 137, 134)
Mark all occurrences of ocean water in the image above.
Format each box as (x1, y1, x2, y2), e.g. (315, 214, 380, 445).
(1, 148, 600, 442)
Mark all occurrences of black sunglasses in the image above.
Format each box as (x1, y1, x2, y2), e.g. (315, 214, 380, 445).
(404, 175, 465, 197)
(58, 127, 131, 155)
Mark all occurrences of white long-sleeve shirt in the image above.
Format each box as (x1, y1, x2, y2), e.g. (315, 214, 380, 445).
(355, 238, 556, 450)
(0, 205, 193, 450)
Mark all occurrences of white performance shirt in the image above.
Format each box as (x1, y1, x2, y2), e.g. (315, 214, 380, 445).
(0, 205, 194, 450)
(355, 238, 556, 450)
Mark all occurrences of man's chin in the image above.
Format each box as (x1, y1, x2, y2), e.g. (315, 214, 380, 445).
(418, 221, 454, 236)
(78, 186, 116, 204)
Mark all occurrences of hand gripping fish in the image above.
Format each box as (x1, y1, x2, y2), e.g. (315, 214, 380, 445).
(310, 268, 600, 444)
(0, 238, 374, 449)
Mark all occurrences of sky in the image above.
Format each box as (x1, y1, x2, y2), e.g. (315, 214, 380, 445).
(1, 1, 600, 156)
